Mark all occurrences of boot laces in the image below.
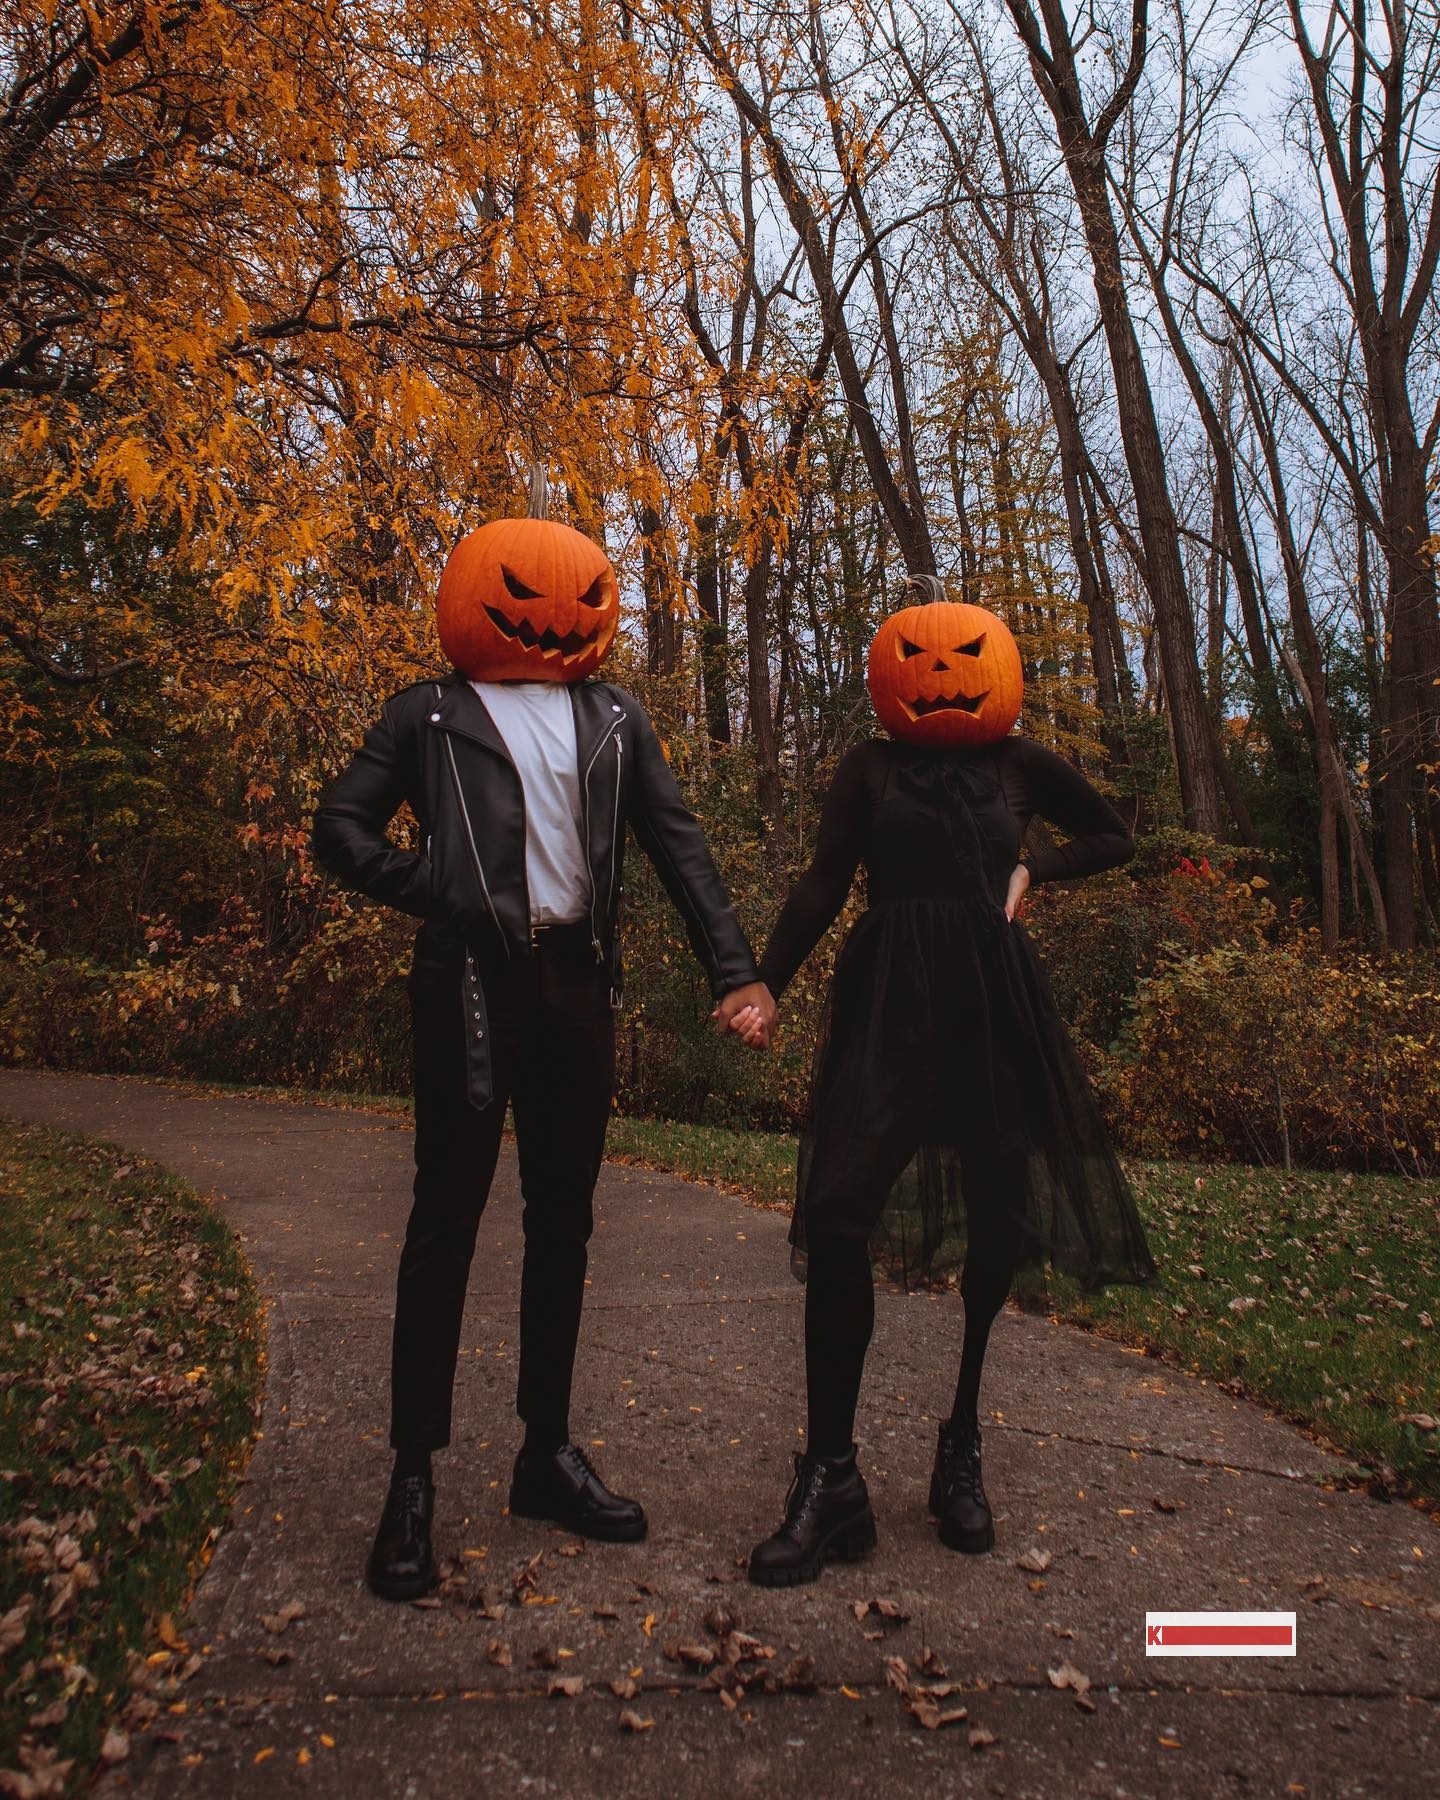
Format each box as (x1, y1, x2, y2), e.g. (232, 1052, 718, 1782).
(780, 1457, 830, 1535)
(940, 1427, 983, 1499)
(558, 1442, 601, 1486)
(386, 1473, 430, 1529)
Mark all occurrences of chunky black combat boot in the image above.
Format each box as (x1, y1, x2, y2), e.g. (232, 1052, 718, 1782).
(366, 1470, 437, 1601)
(509, 1442, 647, 1542)
(747, 1446, 878, 1588)
(929, 1416, 995, 1554)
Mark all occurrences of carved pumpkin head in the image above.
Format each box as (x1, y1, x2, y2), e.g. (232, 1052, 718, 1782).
(437, 470, 619, 682)
(867, 583, 1023, 747)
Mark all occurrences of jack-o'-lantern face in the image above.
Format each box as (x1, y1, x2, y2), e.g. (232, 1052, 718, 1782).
(437, 514, 619, 683)
(867, 598, 1023, 746)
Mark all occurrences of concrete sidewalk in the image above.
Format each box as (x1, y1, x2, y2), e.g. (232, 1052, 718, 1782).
(1, 1069, 1435, 1798)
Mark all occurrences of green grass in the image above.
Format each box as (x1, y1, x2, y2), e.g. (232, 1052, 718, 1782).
(0, 1123, 264, 1789)
(604, 1117, 1440, 1504)
(606, 1114, 798, 1210)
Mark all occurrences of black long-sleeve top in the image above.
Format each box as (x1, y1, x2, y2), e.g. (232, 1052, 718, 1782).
(757, 736, 1134, 999)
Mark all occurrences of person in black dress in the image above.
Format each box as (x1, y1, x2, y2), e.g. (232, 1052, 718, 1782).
(726, 585, 1156, 1587)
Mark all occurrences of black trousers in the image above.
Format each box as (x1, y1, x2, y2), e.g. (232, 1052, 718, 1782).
(390, 924, 616, 1452)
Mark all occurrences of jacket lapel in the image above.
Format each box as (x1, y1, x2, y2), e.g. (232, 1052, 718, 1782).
(428, 671, 515, 765)
(571, 681, 625, 783)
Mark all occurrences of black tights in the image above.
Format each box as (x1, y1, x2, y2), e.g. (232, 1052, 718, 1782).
(804, 1223, 1021, 1459)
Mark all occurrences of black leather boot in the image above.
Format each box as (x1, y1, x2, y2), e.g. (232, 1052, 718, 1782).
(748, 1447, 878, 1588)
(366, 1471, 437, 1600)
(929, 1416, 995, 1554)
(508, 1442, 647, 1542)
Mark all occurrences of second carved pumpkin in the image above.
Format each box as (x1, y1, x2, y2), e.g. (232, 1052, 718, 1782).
(867, 596, 1023, 747)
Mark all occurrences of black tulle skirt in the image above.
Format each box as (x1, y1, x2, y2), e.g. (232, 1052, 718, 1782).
(792, 894, 1157, 1294)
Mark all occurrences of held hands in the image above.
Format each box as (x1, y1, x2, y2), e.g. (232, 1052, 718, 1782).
(1004, 861, 1031, 921)
(711, 980, 778, 1051)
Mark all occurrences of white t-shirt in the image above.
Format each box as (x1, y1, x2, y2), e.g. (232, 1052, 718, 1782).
(470, 681, 590, 924)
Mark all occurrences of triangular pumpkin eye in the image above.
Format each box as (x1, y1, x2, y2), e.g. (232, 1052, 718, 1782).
(502, 565, 542, 601)
(577, 573, 609, 611)
(899, 637, 925, 659)
(955, 634, 986, 656)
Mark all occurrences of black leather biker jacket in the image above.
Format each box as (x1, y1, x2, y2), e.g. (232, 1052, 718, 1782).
(311, 670, 759, 1106)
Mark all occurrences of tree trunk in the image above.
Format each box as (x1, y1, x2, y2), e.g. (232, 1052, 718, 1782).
(1004, 0, 1231, 833)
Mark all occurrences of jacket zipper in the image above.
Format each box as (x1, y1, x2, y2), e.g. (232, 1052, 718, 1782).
(606, 735, 623, 922)
(442, 731, 509, 957)
(581, 721, 620, 963)
(605, 734, 623, 1005)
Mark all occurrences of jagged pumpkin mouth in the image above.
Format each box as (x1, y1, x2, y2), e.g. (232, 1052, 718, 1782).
(483, 604, 605, 662)
(904, 689, 990, 718)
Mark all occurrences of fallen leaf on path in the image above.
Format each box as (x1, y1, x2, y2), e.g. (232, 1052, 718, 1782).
(909, 1697, 969, 1730)
(548, 1676, 583, 1698)
(1047, 1660, 1091, 1695)
(1014, 1548, 1052, 1574)
(782, 1653, 816, 1692)
(663, 1640, 716, 1669)
(260, 1602, 304, 1635)
(485, 1639, 512, 1669)
(852, 1597, 909, 1627)
(1151, 1497, 1186, 1513)
(610, 1677, 639, 1700)
(617, 1709, 653, 1733)
(702, 1602, 742, 1637)
(968, 1725, 998, 1750)
(511, 1552, 543, 1601)
(257, 1647, 291, 1668)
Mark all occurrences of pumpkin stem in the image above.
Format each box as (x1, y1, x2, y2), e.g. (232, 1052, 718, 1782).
(527, 463, 551, 521)
(905, 572, 947, 603)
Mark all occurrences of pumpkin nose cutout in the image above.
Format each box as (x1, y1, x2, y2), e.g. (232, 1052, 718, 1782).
(931, 657, 948, 672)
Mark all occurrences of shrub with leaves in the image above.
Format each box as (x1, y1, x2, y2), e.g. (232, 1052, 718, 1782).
(1022, 832, 1278, 1059)
(1102, 938, 1440, 1174)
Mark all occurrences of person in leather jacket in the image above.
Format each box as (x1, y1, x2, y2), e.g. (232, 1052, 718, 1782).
(311, 509, 774, 1601)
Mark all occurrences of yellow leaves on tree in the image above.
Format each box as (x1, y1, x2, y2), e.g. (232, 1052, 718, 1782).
(0, 0, 680, 752)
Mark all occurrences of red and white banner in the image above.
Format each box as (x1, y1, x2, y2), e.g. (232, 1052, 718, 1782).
(1145, 1612, 1296, 1656)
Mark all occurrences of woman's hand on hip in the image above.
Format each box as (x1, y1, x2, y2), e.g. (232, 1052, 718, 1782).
(1004, 862, 1031, 921)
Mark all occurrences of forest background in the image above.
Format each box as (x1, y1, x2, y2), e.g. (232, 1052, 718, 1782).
(3, 0, 1440, 1178)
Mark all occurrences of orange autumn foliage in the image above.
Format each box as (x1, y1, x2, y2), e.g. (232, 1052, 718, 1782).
(0, 0, 678, 759)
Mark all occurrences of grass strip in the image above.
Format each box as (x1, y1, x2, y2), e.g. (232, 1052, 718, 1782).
(0, 1122, 264, 1790)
